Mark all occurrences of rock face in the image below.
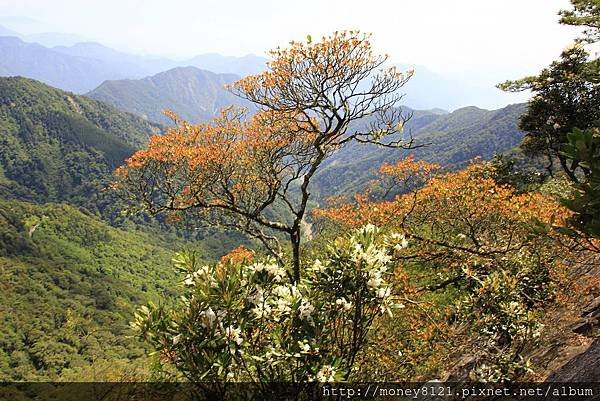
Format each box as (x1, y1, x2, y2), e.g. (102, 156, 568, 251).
(441, 256, 600, 383)
(546, 337, 600, 381)
(545, 260, 600, 382)
(545, 295, 600, 382)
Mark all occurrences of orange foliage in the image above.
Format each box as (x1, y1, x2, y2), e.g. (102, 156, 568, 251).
(219, 246, 255, 266)
(315, 160, 570, 232)
(115, 107, 316, 216)
(378, 155, 440, 182)
(232, 31, 412, 108)
(229, 31, 414, 149)
(114, 31, 418, 277)
(317, 158, 575, 380)
(315, 159, 572, 272)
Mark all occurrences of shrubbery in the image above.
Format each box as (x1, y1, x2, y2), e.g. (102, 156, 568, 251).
(132, 225, 407, 386)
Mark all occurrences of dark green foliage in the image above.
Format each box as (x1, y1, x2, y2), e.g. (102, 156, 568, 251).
(499, 47, 600, 181)
(499, 0, 600, 182)
(559, 0, 600, 43)
(488, 153, 545, 192)
(0, 199, 213, 380)
(0, 76, 162, 215)
(561, 128, 600, 237)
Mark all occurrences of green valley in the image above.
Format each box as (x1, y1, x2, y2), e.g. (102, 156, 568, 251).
(0, 199, 208, 380)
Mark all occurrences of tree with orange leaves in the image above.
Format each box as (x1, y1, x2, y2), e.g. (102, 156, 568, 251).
(115, 31, 417, 282)
(314, 159, 573, 380)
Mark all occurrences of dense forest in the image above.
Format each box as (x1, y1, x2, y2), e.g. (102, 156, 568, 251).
(0, 77, 161, 210)
(0, 1, 598, 397)
(0, 199, 192, 380)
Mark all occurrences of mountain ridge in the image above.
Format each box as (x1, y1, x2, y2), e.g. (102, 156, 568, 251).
(312, 103, 527, 200)
(0, 76, 162, 212)
(86, 66, 250, 124)
(0, 25, 525, 110)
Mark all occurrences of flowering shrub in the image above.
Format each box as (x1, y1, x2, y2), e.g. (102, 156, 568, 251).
(314, 159, 570, 381)
(131, 225, 404, 386)
(458, 253, 558, 381)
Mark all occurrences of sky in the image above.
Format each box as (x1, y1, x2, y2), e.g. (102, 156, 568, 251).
(0, 0, 583, 107)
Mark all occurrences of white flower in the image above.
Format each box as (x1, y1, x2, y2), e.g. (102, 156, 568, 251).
(299, 301, 315, 321)
(247, 287, 265, 305)
(353, 243, 364, 256)
(391, 233, 409, 250)
(226, 372, 235, 381)
(275, 298, 292, 315)
(553, 122, 561, 130)
(251, 261, 285, 281)
(298, 341, 311, 352)
(367, 271, 383, 289)
(265, 263, 285, 281)
(376, 287, 391, 299)
(335, 297, 353, 311)
(184, 265, 210, 286)
(201, 307, 217, 327)
(224, 326, 243, 345)
(183, 274, 195, 286)
(312, 258, 326, 272)
(274, 285, 291, 299)
(316, 365, 336, 382)
(251, 303, 272, 319)
(363, 224, 377, 234)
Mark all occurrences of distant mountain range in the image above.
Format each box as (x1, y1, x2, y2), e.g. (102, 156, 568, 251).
(0, 36, 145, 93)
(397, 64, 525, 112)
(0, 16, 89, 47)
(0, 24, 526, 110)
(312, 103, 527, 199)
(0, 25, 267, 93)
(86, 66, 250, 125)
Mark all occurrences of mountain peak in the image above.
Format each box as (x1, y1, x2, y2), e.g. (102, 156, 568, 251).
(87, 66, 249, 125)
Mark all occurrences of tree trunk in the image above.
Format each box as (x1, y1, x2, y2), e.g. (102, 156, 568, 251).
(290, 228, 301, 283)
(558, 154, 580, 183)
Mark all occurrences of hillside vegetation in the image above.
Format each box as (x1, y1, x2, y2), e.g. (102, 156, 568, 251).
(0, 199, 208, 380)
(313, 103, 526, 199)
(86, 67, 250, 125)
(0, 77, 161, 212)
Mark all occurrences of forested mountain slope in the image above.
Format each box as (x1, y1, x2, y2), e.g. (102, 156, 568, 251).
(86, 66, 249, 125)
(0, 199, 205, 380)
(0, 77, 162, 212)
(313, 103, 527, 199)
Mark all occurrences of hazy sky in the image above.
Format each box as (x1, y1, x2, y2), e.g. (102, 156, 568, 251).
(0, 0, 581, 83)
